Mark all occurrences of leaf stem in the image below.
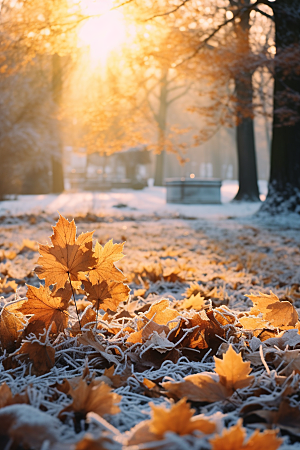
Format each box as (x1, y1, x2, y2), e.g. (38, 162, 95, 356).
(68, 273, 81, 330)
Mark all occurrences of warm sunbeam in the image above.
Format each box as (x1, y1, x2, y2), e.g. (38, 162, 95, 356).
(78, 0, 126, 65)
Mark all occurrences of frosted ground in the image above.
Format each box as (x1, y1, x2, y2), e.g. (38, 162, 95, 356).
(0, 180, 268, 219)
(0, 180, 300, 449)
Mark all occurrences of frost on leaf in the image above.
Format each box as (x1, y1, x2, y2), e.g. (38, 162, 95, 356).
(163, 345, 254, 402)
(246, 291, 298, 328)
(127, 398, 215, 445)
(209, 419, 282, 450)
(59, 379, 121, 421)
(0, 404, 63, 449)
(127, 299, 179, 344)
(17, 284, 71, 336)
(83, 279, 130, 312)
(35, 214, 96, 289)
(89, 240, 125, 285)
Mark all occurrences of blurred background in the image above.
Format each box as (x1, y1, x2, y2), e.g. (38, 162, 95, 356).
(0, 0, 294, 206)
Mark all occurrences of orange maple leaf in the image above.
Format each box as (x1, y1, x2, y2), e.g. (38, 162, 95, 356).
(35, 214, 96, 289)
(163, 345, 254, 402)
(17, 284, 71, 336)
(214, 344, 254, 393)
(127, 398, 215, 446)
(210, 419, 282, 450)
(83, 279, 130, 312)
(59, 379, 121, 420)
(246, 291, 298, 328)
(88, 240, 125, 285)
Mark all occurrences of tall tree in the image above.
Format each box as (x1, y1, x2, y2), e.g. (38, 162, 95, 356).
(230, 0, 260, 201)
(52, 53, 64, 193)
(260, 0, 300, 213)
(134, 0, 264, 199)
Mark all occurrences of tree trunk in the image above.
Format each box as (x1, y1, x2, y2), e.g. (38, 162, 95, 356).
(261, 0, 300, 213)
(52, 53, 64, 193)
(233, 1, 260, 202)
(154, 68, 168, 186)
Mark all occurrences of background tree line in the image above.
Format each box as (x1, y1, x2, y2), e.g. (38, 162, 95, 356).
(0, 0, 299, 214)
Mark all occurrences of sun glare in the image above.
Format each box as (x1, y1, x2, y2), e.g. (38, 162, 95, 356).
(78, 0, 126, 65)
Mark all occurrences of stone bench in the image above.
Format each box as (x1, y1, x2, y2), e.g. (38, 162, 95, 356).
(166, 178, 222, 204)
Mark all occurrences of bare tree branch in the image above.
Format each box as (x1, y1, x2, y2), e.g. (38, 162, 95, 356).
(168, 83, 191, 104)
(176, 0, 274, 66)
(144, 0, 191, 22)
(254, 6, 274, 21)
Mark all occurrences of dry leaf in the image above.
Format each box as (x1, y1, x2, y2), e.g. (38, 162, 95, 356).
(78, 330, 119, 364)
(246, 291, 298, 327)
(83, 279, 130, 312)
(163, 345, 254, 402)
(173, 309, 225, 352)
(35, 214, 96, 289)
(127, 398, 215, 445)
(0, 382, 29, 408)
(17, 340, 55, 375)
(150, 398, 216, 436)
(210, 419, 282, 450)
(75, 433, 121, 450)
(0, 299, 27, 352)
(89, 240, 125, 285)
(17, 284, 71, 336)
(239, 316, 268, 330)
(180, 293, 206, 311)
(126, 300, 179, 345)
(252, 398, 300, 435)
(59, 379, 121, 420)
(214, 344, 254, 393)
(163, 374, 229, 403)
(0, 404, 63, 449)
(0, 276, 18, 294)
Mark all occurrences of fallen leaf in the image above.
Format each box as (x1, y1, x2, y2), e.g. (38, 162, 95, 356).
(17, 284, 71, 336)
(246, 291, 298, 327)
(0, 277, 18, 294)
(0, 299, 27, 352)
(214, 344, 254, 393)
(59, 379, 121, 421)
(35, 214, 96, 289)
(0, 404, 63, 449)
(75, 433, 121, 450)
(18, 239, 38, 253)
(163, 373, 229, 403)
(251, 398, 300, 435)
(209, 419, 282, 450)
(17, 340, 55, 375)
(145, 299, 179, 326)
(163, 345, 254, 402)
(78, 330, 120, 364)
(180, 293, 206, 311)
(89, 240, 125, 285)
(127, 398, 215, 445)
(83, 279, 130, 312)
(0, 383, 29, 408)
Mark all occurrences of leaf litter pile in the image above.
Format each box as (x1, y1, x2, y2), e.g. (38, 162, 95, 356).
(0, 214, 300, 449)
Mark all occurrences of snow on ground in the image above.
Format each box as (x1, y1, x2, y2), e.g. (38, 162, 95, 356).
(0, 180, 268, 219)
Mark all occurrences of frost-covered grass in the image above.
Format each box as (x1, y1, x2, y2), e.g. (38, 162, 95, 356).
(0, 209, 300, 449)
